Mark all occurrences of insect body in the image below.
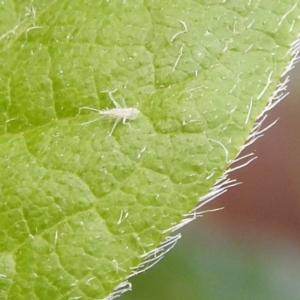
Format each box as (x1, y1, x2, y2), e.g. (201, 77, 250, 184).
(78, 89, 140, 136)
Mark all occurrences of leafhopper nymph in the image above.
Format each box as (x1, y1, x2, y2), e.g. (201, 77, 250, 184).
(78, 89, 139, 136)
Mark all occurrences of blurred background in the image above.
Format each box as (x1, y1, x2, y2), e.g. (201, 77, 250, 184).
(121, 62, 300, 299)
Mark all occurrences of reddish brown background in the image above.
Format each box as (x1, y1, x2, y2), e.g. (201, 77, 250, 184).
(207, 64, 300, 247)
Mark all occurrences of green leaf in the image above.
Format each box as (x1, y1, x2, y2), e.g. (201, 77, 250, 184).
(0, 1, 299, 299)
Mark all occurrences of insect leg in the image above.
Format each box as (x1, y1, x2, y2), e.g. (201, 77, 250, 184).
(122, 116, 133, 129)
(101, 88, 122, 109)
(109, 118, 121, 136)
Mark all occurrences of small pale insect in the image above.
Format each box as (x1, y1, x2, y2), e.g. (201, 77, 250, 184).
(78, 89, 140, 136)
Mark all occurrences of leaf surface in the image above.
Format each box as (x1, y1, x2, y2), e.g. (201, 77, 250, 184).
(0, 1, 299, 299)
